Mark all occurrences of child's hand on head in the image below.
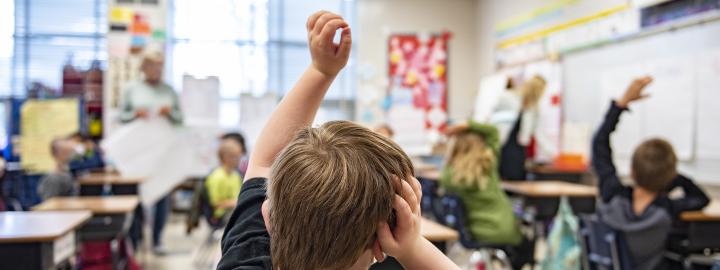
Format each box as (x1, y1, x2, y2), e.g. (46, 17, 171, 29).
(375, 176, 424, 262)
(306, 11, 352, 77)
(617, 76, 653, 108)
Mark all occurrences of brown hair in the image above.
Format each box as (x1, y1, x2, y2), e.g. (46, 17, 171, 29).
(521, 75, 547, 109)
(631, 138, 677, 192)
(268, 120, 414, 270)
(446, 131, 496, 189)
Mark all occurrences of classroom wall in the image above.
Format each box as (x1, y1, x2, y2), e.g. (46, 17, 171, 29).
(356, 0, 478, 125)
(474, 0, 625, 77)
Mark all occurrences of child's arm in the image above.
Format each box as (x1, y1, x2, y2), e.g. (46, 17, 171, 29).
(592, 76, 652, 203)
(667, 174, 711, 215)
(376, 177, 461, 270)
(243, 11, 351, 181)
(446, 121, 501, 155)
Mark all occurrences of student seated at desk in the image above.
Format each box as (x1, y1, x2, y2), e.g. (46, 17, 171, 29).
(592, 76, 710, 270)
(206, 140, 243, 221)
(68, 132, 105, 176)
(443, 120, 532, 269)
(218, 11, 460, 270)
(37, 138, 78, 200)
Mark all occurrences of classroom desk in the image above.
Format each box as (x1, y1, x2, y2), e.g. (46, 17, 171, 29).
(421, 218, 459, 242)
(32, 196, 140, 270)
(528, 164, 588, 183)
(78, 173, 145, 196)
(502, 181, 597, 222)
(416, 167, 442, 181)
(681, 200, 720, 250)
(0, 211, 92, 269)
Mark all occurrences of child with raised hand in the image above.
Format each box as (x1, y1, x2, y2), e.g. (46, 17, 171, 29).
(592, 76, 710, 270)
(218, 10, 460, 270)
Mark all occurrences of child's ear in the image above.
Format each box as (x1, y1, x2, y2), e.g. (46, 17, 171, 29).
(372, 239, 385, 262)
(261, 200, 271, 233)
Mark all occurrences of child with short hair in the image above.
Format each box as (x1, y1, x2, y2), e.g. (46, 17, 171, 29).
(592, 76, 710, 270)
(218, 11, 460, 270)
(220, 132, 249, 177)
(37, 138, 77, 200)
(205, 140, 243, 220)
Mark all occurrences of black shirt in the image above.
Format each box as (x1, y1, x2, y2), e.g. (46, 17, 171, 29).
(591, 101, 710, 270)
(218, 178, 272, 270)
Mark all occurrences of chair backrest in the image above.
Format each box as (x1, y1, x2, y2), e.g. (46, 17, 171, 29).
(417, 177, 438, 217)
(434, 193, 481, 248)
(578, 214, 633, 270)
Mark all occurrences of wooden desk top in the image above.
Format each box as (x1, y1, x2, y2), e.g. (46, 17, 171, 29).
(501, 181, 597, 198)
(416, 168, 442, 180)
(32, 196, 139, 215)
(78, 173, 145, 185)
(682, 200, 720, 222)
(0, 211, 92, 243)
(529, 165, 588, 174)
(421, 218, 459, 242)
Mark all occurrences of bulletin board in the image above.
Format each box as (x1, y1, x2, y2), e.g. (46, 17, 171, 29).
(563, 21, 720, 184)
(20, 99, 80, 173)
(386, 33, 451, 155)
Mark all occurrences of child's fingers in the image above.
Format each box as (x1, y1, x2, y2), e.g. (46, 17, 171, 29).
(400, 180, 419, 215)
(393, 194, 415, 231)
(320, 19, 348, 45)
(306, 10, 328, 32)
(338, 27, 352, 58)
(409, 176, 422, 214)
(313, 13, 342, 35)
(376, 222, 396, 249)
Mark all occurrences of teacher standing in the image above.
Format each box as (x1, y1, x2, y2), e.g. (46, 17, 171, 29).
(119, 51, 182, 255)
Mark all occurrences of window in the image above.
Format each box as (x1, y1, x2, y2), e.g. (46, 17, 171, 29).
(171, 0, 357, 127)
(7, 0, 107, 97)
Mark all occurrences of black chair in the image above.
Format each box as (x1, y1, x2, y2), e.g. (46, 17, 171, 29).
(191, 179, 228, 269)
(578, 214, 634, 270)
(434, 193, 512, 269)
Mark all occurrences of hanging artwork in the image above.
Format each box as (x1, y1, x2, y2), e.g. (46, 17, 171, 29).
(386, 33, 451, 155)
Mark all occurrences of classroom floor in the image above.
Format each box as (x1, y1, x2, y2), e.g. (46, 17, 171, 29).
(135, 213, 539, 270)
(136, 214, 222, 270)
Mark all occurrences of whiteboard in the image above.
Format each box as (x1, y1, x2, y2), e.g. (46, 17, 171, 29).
(563, 21, 720, 184)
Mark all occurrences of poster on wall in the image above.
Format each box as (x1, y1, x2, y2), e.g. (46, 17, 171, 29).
(386, 33, 451, 155)
(104, 0, 168, 136)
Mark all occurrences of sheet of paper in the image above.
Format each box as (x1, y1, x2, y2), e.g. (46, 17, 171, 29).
(472, 74, 507, 123)
(20, 99, 80, 173)
(696, 49, 720, 160)
(643, 56, 695, 160)
(181, 75, 220, 126)
(101, 118, 221, 205)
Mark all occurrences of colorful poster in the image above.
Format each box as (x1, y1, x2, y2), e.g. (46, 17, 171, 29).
(387, 33, 451, 155)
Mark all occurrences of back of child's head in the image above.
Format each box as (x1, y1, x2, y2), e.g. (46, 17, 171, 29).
(49, 138, 74, 164)
(632, 138, 677, 192)
(521, 75, 547, 109)
(267, 120, 413, 270)
(446, 131, 495, 189)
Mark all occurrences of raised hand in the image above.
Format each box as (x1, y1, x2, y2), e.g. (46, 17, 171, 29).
(306, 11, 352, 77)
(617, 76, 653, 108)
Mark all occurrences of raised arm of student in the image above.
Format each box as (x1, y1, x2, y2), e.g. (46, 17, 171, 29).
(243, 11, 351, 181)
(592, 76, 653, 203)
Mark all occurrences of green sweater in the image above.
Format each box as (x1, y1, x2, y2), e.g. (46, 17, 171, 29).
(440, 121, 522, 245)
